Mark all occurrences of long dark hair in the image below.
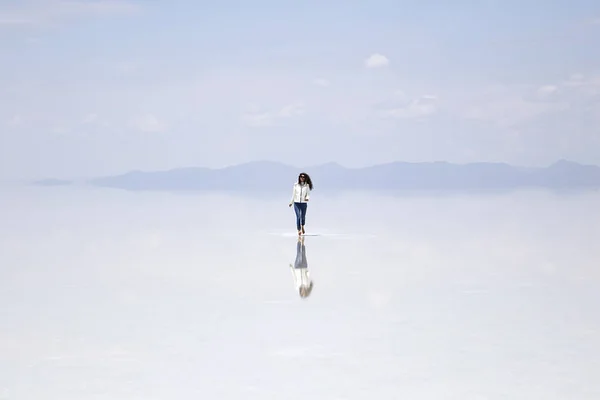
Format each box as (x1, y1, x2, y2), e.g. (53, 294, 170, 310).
(298, 172, 313, 190)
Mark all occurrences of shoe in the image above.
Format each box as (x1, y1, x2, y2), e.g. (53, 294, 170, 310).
(301, 226, 305, 234)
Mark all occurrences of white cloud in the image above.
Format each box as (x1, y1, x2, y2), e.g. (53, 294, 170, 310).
(365, 53, 390, 68)
(522, 74, 600, 105)
(561, 73, 600, 96)
(461, 91, 563, 127)
(7, 114, 23, 126)
(455, 73, 600, 127)
(128, 113, 166, 132)
(568, 73, 585, 81)
(537, 85, 558, 97)
(82, 113, 99, 124)
(241, 112, 272, 127)
(242, 103, 304, 127)
(381, 95, 438, 119)
(278, 103, 304, 117)
(0, 0, 139, 28)
(313, 78, 330, 87)
(0, 15, 34, 26)
(56, 0, 139, 16)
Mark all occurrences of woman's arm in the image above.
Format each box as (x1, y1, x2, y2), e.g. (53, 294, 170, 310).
(289, 184, 296, 206)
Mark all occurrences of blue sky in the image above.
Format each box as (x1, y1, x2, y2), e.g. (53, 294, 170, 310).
(1, 0, 600, 179)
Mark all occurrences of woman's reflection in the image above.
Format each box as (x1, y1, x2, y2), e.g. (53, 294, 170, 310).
(290, 236, 314, 299)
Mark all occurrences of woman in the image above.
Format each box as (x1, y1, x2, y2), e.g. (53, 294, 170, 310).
(290, 236, 314, 299)
(288, 172, 313, 236)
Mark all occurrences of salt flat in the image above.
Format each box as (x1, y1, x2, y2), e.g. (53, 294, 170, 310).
(1, 185, 599, 399)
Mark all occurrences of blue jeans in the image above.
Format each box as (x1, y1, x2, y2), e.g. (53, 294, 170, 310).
(293, 202, 307, 230)
(294, 240, 308, 269)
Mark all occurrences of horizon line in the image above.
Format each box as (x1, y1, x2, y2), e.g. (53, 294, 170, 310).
(109, 158, 600, 174)
(22, 157, 598, 183)
(99, 157, 594, 174)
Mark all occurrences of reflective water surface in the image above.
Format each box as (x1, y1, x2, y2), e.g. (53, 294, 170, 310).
(1, 186, 599, 399)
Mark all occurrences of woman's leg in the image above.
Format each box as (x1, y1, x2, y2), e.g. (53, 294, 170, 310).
(300, 203, 307, 232)
(293, 203, 302, 232)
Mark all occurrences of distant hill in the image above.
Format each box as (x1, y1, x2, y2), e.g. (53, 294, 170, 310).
(84, 159, 600, 192)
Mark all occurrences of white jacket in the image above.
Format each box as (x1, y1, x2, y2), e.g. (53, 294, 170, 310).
(290, 182, 311, 203)
(291, 266, 311, 290)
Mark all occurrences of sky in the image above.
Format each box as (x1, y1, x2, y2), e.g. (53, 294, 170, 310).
(1, 0, 600, 179)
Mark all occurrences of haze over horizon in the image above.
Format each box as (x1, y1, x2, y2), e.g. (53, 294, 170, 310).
(1, 0, 600, 180)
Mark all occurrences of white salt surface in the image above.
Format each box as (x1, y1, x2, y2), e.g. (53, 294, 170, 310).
(1, 186, 599, 399)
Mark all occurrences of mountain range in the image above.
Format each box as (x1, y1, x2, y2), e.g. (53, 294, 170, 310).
(32, 159, 600, 192)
